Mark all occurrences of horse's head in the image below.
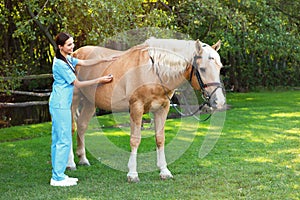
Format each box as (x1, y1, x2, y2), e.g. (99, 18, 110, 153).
(190, 40, 225, 109)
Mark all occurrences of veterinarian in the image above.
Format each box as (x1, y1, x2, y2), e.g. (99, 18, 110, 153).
(49, 32, 114, 187)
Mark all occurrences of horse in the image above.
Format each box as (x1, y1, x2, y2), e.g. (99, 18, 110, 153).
(67, 38, 225, 182)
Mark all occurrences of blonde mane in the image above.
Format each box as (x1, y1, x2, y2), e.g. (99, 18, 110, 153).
(145, 38, 196, 78)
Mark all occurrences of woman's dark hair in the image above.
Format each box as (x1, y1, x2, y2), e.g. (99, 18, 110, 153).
(54, 32, 75, 73)
(55, 32, 71, 63)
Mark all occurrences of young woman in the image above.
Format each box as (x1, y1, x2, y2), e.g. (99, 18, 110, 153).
(49, 32, 114, 186)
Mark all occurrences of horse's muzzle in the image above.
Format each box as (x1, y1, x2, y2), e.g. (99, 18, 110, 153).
(209, 88, 226, 109)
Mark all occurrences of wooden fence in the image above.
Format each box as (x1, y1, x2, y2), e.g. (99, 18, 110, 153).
(0, 74, 52, 128)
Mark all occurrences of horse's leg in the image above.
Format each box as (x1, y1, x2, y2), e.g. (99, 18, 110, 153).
(67, 142, 76, 170)
(127, 103, 143, 182)
(76, 98, 95, 166)
(154, 106, 173, 180)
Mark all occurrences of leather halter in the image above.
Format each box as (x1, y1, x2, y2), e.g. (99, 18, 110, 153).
(190, 55, 223, 103)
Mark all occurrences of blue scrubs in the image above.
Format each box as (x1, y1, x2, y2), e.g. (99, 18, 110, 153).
(49, 56, 78, 181)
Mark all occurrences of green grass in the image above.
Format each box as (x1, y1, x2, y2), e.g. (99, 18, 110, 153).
(0, 91, 299, 200)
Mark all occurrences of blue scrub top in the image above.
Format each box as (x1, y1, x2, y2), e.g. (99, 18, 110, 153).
(49, 55, 78, 109)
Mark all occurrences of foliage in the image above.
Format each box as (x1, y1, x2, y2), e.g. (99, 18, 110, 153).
(0, 91, 299, 199)
(172, 0, 300, 91)
(1, 0, 300, 91)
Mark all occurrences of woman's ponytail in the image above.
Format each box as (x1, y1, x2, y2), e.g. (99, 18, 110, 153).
(54, 32, 71, 64)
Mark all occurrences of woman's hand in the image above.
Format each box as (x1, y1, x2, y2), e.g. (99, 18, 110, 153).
(97, 74, 113, 84)
(101, 56, 118, 62)
(77, 55, 118, 66)
(73, 74, 113, 88)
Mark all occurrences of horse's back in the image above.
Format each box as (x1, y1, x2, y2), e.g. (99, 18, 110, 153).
(72, 46, 122, 60)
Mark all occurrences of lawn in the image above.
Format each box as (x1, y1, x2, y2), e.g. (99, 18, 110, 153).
(0, 91, 299, 200)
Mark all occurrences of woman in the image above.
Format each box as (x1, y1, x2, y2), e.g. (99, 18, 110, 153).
(49, 32, 114, 187)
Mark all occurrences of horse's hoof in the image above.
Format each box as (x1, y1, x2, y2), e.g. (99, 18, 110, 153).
(160, 174, 173, 180)
(160, 168, 173, 180)
(66, 166, 77, 171)
(127, 176, 140, 183)
(78, 160, 91, 166)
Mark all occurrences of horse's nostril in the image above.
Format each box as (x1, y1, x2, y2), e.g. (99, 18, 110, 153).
(216, 99, 225, 109)
(210, 98, 225, 109)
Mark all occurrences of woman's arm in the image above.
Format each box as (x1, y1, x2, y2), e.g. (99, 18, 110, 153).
(73, 75, 113, 88)
(76, 56, 116, 66)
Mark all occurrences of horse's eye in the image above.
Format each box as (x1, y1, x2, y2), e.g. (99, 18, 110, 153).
(209, 56, 214, 60)
(200, 68, 206, 73)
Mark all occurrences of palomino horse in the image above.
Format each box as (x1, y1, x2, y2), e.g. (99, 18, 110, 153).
(68, 38, 225, 182)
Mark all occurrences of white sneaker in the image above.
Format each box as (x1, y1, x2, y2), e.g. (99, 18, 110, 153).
(65, 176, 78, 182)
(50, 178, 77, 187)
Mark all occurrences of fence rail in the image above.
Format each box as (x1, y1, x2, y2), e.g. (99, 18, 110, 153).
(0, 73, 52, 81)
(0, 101, 48, 108)
(4, 90, 51, 97)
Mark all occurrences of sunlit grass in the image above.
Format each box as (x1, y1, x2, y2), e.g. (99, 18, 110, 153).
(244, 157, 273, 163)
(271, 112, 300, 117)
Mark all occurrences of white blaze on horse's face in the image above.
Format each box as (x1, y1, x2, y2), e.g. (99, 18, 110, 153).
(195, 40, 225, 109)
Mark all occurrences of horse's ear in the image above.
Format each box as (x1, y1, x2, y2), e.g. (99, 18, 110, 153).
(212, 40, 221, 51)
(195, 39, 203, 54)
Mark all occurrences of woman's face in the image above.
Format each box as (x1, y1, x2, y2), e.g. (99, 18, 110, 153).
(59, 37, 75, 55)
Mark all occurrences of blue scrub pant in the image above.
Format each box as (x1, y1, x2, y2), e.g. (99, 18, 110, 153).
(50, 107, 72, 181)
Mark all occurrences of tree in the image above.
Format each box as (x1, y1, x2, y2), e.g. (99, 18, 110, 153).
(1, 0, 299, 92)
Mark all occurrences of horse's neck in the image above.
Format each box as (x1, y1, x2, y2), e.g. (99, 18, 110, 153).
(156, 66, 192, 93)
(146, 38, 195, 60)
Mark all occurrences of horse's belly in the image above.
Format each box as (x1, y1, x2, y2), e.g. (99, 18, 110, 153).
(96, 98, 129, 112)
(94, 88, 129, 112)
(111, 100, 130, 112)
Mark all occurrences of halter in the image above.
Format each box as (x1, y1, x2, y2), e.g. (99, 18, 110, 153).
(190, 55, 223, 106)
